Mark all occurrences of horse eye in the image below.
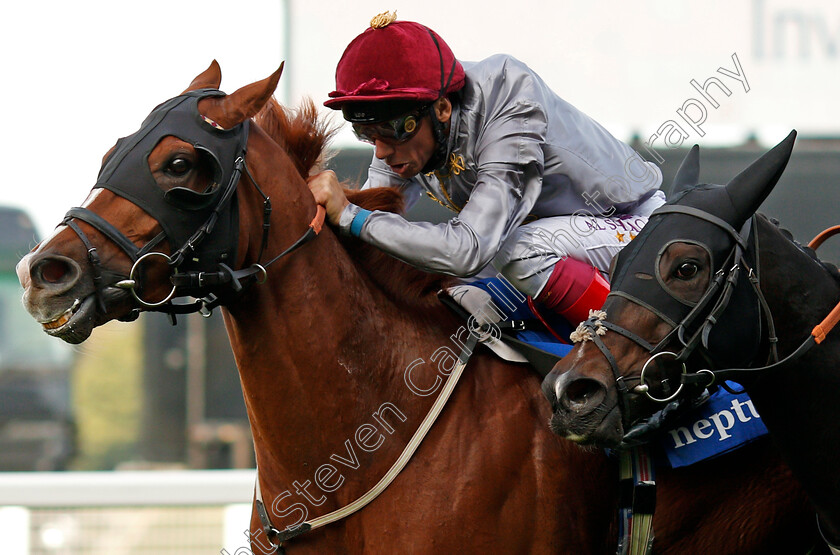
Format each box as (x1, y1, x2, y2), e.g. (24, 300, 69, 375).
(167, 157, 192, 176)
(675, 262, 699, 279)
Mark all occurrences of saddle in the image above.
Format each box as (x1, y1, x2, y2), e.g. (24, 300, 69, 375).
(439, 277, 573, 377)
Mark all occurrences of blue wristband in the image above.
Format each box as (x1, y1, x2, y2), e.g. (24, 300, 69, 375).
(349, 208, 372, 237)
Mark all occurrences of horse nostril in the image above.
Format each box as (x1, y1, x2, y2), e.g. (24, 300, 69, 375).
(31, 256, 81, 291)
(561, 378, 606, 412)
(39, 259, 71, 283)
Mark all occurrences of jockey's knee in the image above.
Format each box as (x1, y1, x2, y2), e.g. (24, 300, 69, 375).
(496, 255, 558, 298)
(534, 256, 610, 325)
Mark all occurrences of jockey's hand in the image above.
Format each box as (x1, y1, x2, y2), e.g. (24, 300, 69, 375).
(307, 170, 349, 225)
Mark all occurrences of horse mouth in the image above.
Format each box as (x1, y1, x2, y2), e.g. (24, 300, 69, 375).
(38, 296, 97, 344)
(549, 404, 624, 449)
(40, 298, 81, 330)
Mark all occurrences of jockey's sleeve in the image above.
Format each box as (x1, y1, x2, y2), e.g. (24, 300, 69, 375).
(339, 161, 541, 277)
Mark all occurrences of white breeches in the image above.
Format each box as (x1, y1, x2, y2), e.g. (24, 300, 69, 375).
(493, 190, 666, 297)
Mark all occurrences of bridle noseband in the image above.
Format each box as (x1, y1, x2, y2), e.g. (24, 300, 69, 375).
(61, 89, 324, 323)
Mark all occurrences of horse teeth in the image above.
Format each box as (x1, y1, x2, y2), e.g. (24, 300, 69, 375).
(41, 299, 80, 330)
(42, 314, 70, 330)
(565, 433, 588, 443)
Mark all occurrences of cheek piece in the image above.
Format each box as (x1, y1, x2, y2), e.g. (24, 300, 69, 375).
(421, 107, 450, 174)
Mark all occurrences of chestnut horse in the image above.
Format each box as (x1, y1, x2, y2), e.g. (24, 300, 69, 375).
(543, 133, 840, 552)
(16, 63, 822, 553)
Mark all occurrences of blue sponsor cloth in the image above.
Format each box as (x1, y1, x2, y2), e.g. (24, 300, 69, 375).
(660, 384, 768, 468)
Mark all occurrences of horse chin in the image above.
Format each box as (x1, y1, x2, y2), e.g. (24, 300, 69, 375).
(548, 404, 624, 449)
(39, 295, 97, 344)
(40, 291, 113, 342)
(36, 285, 135, 344)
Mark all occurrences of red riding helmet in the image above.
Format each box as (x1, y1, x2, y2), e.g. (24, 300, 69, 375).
(324, 14, 466, 122)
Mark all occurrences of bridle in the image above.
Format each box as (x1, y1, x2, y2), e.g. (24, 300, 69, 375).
(575, 205, 780, 441)
(577, 202, 840, 444)
(61, 89, 324, 324)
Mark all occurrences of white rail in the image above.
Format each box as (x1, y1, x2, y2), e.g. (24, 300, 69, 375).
(0, 469, 256, 507)
(0, 470, 258, 555)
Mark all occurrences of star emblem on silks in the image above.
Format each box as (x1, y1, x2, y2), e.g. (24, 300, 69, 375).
(616, 231, 626, 243)
(630, 233, 637, 240)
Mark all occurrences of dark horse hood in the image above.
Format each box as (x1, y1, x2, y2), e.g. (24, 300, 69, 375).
(94, 89, 248, 270)
(608, 131, 797, 367)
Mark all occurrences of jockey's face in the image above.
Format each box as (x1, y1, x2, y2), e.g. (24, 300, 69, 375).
(372, 98, 451, 179)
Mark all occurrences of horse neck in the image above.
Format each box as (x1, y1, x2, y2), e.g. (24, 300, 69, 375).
(220, 127, 455, 477)
(756, 215, 840, 354)
(752, 215, 840, 534)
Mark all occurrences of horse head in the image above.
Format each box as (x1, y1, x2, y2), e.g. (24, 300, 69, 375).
(541, 131, 797, 448)
(16, 61, 285, 344)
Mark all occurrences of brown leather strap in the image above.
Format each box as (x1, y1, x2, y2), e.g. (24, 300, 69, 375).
(813, 300, 840, 344)
(809, 225, 840, 250)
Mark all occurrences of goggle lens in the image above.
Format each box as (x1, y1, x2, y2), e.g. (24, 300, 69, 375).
(352, 105, 429, 145)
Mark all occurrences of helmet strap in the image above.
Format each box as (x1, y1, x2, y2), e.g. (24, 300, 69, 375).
(421, 27, 458, 174)
(421, 106, 450, 173)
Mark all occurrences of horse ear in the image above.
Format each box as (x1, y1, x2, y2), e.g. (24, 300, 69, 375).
(724, 130, 797, 227)
(670, 144, 700, 198)
(184, 60, 222, 93)
(198, 63, 284, 129)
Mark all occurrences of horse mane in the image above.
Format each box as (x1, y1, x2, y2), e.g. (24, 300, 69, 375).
(255, 97, 336, 178)
(761, 214, 840, 282)
(254, 98, 453, 307)
(340, 188, 455, 306)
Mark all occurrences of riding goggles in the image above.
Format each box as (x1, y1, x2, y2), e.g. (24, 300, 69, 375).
(351, 104, 431, 145)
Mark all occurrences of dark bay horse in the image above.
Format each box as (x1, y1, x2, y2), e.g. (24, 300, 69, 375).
(543, 133, 840, 552)
(16, 63, 823, 553)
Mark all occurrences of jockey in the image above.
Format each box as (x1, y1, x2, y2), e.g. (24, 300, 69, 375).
(308, 13, 666, 326)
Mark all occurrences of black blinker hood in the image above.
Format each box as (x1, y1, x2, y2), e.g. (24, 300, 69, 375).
(608, 131, 797, 369)
(609, 185, 762, 368)
(94, 89, 248, 271)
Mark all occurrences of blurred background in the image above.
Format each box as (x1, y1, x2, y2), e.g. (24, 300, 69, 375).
(0, 0, 839, 553)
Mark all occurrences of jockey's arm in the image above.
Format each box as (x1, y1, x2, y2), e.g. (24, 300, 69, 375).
(332, 161, 541, 277)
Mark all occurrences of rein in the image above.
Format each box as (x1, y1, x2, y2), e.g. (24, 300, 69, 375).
(65, 157, 325, 322)
(254, 333, 480, 553)
(572, 209, 769, 437)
